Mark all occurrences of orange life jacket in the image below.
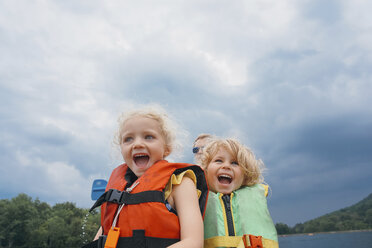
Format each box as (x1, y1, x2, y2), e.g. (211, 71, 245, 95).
(89, 160, 208, 248)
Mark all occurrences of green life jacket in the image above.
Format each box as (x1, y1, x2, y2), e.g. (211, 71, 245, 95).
(204, 184, 279, 248)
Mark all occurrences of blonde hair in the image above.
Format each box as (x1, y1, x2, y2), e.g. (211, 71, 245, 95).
(201, 138, 264, 186)
(114, 105, 179, 157)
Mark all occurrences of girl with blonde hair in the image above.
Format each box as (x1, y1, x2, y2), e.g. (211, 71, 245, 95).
(201, 138, 278, 248)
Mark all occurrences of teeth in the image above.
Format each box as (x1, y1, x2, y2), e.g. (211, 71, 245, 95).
(134, 153, 147, 157)
(219, 174, 232, 179)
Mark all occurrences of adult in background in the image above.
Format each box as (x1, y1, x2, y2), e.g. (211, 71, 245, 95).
(192, 134, 215, 166)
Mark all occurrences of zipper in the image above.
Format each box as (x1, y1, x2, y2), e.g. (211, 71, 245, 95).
(222, 194, 235, 236)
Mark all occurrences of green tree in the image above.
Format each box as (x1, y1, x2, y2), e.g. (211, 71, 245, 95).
(81, 209, 101, 245)
(47, 202, 86, 248)
(0, 194, 39, 248)
(0, 194, 101, 248)
(28, 199, 52, 248)
(365, 209, 372, 225)
(0, 198, 10, 247)
(275, 222, 291, 235)
(293, 223, 304, 234)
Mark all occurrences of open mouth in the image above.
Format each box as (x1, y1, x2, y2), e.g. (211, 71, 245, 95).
(218, 174, 232, 184)
(133, 153, 149, 168)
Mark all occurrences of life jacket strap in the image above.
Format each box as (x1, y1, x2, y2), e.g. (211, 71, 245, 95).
(90, 189, 165, 212)
(205, 235, 278, 248)
(204, 236, 242, 247)
(82, 230, 179, 248)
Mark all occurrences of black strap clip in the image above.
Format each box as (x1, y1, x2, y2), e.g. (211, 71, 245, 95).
(106, 189, 125, 204)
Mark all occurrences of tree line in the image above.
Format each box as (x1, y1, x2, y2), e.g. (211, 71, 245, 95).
(275, 193, 372, 235)
(2, 192, 371, 246)
(0, 194, 100, 248)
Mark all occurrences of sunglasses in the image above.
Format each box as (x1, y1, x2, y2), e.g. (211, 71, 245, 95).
(192, 146, 204, 154)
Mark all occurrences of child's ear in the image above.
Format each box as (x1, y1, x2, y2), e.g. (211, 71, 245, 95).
(164, 146, 171, 158)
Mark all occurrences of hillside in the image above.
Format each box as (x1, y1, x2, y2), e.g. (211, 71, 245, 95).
(276, 193, 372, 234)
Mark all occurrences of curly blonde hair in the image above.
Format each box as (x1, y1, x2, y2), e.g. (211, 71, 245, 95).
(200, 138, 265, 186)
(114, 105, 179, 158)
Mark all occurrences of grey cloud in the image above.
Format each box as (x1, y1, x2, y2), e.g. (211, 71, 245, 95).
(285, 117, 372, 164)
(302, 0, 342, 24)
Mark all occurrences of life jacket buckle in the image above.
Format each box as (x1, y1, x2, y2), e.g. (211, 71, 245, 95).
(107, 189, 123, 204)
(243, 234, 263, 248)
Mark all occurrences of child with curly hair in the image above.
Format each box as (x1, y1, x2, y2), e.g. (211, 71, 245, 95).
(201, 138, 278, 248)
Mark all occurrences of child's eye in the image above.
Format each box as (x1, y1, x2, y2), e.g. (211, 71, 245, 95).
(232, 161, 239, 166)
(215, 159, 223, 163)
(123, 136, 133, 143)
(145, 135, 154, 140)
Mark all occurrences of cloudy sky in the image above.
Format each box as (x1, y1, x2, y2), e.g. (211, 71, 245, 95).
(1, 0, 371, 226)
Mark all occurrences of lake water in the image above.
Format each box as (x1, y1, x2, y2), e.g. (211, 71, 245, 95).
(278, 231, 372, 248)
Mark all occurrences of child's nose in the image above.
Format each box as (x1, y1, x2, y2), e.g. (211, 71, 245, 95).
(221, 163, 231, 169)
(133, 138, 144, 148)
